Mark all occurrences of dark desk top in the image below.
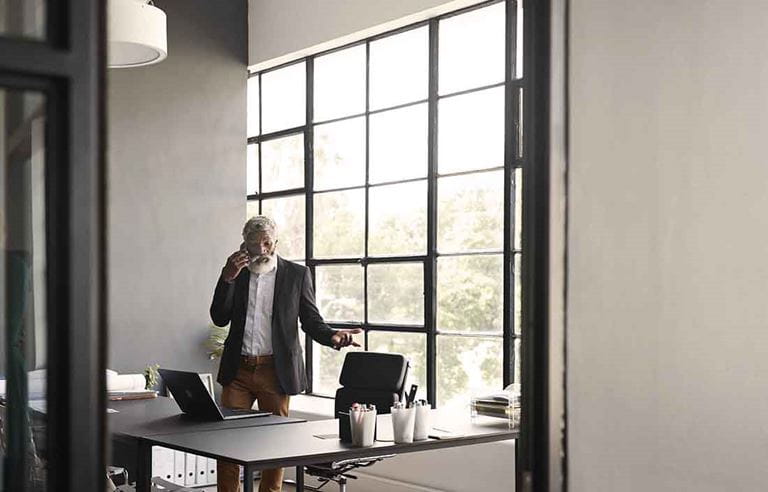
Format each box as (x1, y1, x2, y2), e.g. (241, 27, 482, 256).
(109, 397, 303, 440)
(145, 412, 518, 468)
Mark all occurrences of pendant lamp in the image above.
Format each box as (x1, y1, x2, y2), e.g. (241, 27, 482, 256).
(108, 0, 168, 68)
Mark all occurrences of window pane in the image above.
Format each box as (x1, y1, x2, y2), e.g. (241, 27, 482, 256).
(367, 263, 424, 325)
(514, 167, 523, 251)
(247, 76, 260, 137)
(262, 62, 306, 133)
(312, 333, 364, 396)
(313, 189, 365, 258)
(437, 255, 503, 333)
(438, 171, 503, 253)
(437, 336, 502, 407)
(314, 117, 366, 191)
(246, 200, 259, 219)
(247, 143, 259, 195)
(438, 2, 505, 95)
(515, 0, 524, 79)
(261, 133, 304, 193)
(1, 0, 46, 40)
(2, 89, 48, 489)
(261, 195, 305, 260)
(368, 331, 427, 401)
(315, 265, 364, 322)
(517, 87, 524, 159)
(314, 45, 366, 121)
(438, 86, 504, 174)
(369, 104, 428, 184)
(370, 26, 428, 110)
(369, 181, 427, 256)
(514, 253, 522, 335)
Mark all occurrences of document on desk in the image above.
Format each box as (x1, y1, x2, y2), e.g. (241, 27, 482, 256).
(428, 427, 465, 440)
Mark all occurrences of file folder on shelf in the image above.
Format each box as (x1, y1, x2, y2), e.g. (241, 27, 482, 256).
(184, 452, 196, 486)
(151, 446, 174, 483)
(173, 450, 185, 485)
(195, 454, 208, 485)
(207, 457, 218, 484)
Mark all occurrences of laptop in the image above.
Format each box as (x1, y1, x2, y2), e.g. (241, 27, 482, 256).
(158, 368, 271, 421)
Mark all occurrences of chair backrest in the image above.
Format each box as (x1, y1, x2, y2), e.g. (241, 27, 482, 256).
(334, 352, 409, 417)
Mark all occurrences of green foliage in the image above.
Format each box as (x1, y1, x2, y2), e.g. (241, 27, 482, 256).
(144, 363, 160, 390)
(205, 324, 229, 360)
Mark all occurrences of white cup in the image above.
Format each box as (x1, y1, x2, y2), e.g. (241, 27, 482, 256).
(413, 403, 431, 441)
(350, 408, 377, 447)
(391, 406, 416, 444)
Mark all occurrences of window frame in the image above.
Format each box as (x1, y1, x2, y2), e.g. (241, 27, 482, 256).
(246, 0, 523, 406)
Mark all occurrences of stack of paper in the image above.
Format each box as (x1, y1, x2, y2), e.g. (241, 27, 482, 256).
(107, 370, 157, 400)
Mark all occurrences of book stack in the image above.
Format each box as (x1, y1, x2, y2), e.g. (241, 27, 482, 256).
(107, 370, 157, 401)
(470, 386, 521, 429)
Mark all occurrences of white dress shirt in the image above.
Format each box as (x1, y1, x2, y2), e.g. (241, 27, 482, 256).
(241, 263, 277, 356)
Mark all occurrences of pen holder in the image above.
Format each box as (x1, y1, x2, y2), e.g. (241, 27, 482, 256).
(350, 408, 377, 447)
(391, 406, 416, 444)
(413, 404, 431, 441)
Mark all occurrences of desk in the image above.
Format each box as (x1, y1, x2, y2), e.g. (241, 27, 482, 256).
(111, 397, 518, 492)
(109, 397, 305, 491)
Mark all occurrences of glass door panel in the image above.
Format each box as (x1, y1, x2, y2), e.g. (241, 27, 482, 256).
(1, 88, 48, 491)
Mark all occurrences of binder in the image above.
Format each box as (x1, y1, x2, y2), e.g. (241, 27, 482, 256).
(184, 452, 196, 486)
(151, 446, 174, 482)
(207, 457, 218, 485)
(195, 454, 208, 485)
(173, 451, 185, 485)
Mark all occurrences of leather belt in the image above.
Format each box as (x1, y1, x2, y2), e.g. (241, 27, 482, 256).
(240, 354, 274, 366)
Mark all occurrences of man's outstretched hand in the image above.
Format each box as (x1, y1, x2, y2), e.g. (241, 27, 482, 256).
(331, 328, 363, 349)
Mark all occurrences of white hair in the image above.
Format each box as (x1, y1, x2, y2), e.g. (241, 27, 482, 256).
(243, 215, 278, 240)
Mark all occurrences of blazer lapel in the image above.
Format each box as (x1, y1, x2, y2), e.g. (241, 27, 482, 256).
(238, 268, 250, 328)
(272, 256, 287, 327)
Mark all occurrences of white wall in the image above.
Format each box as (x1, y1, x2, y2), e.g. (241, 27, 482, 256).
(248, 0, 485, 69)
(108, 0, 247, 377)
(568, 1, 768, 491)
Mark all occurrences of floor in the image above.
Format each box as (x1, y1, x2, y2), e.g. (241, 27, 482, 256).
(200, 481, 298, 491)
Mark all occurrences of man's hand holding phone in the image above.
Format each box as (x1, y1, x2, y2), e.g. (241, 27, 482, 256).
(222, 247, 250, 283)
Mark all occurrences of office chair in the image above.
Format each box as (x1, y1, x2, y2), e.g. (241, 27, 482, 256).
(303, 352, 409, 492)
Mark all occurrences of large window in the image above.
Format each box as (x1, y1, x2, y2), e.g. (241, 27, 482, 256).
(246, 0, 524, 407)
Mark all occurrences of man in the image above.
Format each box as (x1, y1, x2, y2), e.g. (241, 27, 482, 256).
(210, 216, 361, 492)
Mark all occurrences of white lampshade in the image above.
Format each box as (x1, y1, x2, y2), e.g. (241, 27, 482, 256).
(108, 0, 167, 68)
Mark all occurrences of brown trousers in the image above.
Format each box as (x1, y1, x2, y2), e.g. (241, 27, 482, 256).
(217, 356, 290, 492)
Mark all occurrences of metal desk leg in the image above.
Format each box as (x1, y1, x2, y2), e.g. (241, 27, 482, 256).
(295, 465, 304, 491)
(243, 464, 254, 492)
(135, 440, 153, 492)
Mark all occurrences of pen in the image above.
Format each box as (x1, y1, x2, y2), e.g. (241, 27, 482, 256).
(407, 384, 418, 405)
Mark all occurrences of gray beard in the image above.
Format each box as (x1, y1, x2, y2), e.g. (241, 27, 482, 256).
(248, 253, 277, 274)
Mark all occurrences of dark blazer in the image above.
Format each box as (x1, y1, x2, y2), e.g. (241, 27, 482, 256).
(210, 256, 336, 395)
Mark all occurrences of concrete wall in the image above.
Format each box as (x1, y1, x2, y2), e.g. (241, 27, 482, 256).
(568, 1, 768, 491)
(107, 0, 247, 377)
(248, 0, 486, 69)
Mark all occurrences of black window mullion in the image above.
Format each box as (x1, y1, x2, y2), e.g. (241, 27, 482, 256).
(304, 57, 315, 392)
(425, 18, 439, 407)
(364, 40, 371, 333)
(257, 72, 262, 207)
(503, 0, 518, 387)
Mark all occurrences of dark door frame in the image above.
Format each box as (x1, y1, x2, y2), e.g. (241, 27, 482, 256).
(517, 0, 568, 491)
(0, 1, 107, 490)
